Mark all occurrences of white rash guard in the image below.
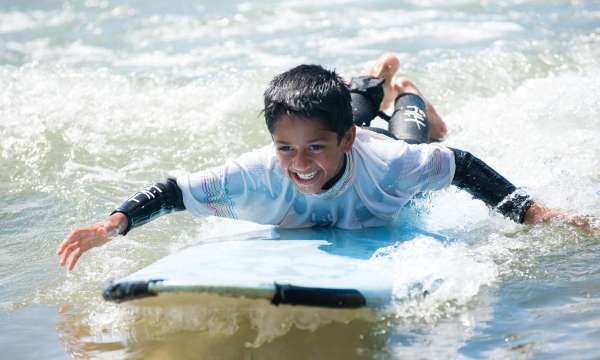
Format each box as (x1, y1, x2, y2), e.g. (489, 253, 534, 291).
(177, 128, 455, 230)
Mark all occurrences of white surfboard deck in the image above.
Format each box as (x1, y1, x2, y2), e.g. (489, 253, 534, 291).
(103, 226, 445, 309)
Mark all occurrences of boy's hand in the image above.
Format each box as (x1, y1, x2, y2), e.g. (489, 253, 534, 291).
(525, 202, 597, 236)
(57, 213, 127, 271)
(568, 214, 598, 236)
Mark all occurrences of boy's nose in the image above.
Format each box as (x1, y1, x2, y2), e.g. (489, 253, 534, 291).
(293, 151, 312, 170)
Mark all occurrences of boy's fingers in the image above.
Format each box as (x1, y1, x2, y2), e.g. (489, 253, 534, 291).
(59, 248, 69, 266)
(68, 248, 83, 272)
(56, 235, 71, 255)
(58, 225, 105, 269)
(59, 244, 70, 265)
(57, 239, 70, 256)
(57, 230, 80, 255)
(59, 242, 79, 266)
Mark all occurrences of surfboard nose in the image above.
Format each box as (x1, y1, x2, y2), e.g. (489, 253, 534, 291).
(103, 280, 160, 303)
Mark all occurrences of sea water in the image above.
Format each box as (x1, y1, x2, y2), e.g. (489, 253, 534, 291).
(1, 0, 599, 358)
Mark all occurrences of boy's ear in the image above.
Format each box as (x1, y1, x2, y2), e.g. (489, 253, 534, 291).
(340, 125, 356, 153)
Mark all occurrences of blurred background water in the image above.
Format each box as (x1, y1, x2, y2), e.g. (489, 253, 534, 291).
(1, 0, 599, 358)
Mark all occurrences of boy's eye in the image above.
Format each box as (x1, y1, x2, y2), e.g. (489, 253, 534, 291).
(309, 144, 324, 151)
(277, 145, 293, 153)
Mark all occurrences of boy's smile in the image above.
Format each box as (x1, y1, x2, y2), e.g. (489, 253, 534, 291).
(271, 116, 355, 194)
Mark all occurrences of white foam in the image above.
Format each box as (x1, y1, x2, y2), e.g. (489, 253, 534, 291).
(370, 236, 497, 322)
(445, 70, 600, 213)
(0, 9, 76, 34)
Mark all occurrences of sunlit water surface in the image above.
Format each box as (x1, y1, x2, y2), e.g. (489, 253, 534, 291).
(1, 0, 599, 359)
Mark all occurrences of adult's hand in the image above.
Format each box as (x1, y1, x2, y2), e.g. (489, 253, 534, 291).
(57, 212, 128, 271)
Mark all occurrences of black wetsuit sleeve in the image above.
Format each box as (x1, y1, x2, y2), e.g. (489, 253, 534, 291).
(111, 177, 186, 235)
(450, 148, 534, 223)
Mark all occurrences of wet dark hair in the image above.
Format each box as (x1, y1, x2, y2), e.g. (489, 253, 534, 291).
(263, 64, 353, 142)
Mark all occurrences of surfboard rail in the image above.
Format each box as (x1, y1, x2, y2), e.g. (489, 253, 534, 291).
(103, 280, 368, 308)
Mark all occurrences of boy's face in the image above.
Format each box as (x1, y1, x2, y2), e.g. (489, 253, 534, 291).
(271, 116, 355, 194)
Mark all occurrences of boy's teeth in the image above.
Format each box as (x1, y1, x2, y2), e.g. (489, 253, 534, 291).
(297, 171, 317, 180)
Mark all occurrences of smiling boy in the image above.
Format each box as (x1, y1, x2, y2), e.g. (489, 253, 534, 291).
(57, 54, 593, 271)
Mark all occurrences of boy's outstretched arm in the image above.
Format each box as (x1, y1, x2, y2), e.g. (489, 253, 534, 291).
(57, 177, 185, 271)
(450, 148, 597, 234)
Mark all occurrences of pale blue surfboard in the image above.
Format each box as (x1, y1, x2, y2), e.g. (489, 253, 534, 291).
(103, 226, 447, 309)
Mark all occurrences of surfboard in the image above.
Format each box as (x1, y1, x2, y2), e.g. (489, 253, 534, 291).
(103, 225, 446, 309)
